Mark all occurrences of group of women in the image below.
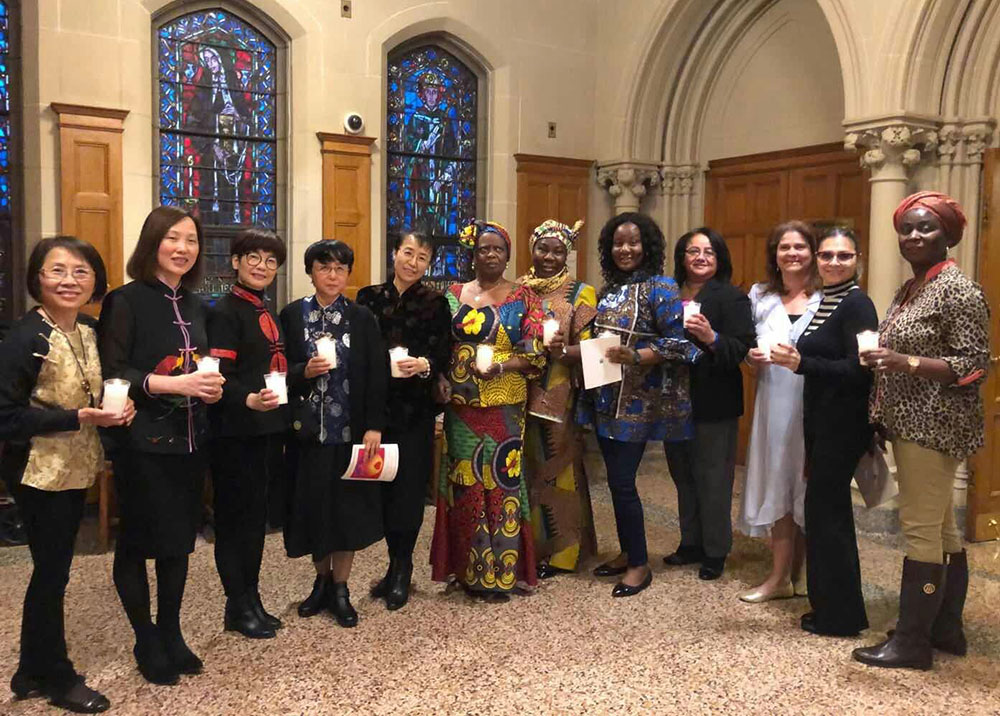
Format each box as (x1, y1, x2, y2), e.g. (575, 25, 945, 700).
(0, 190, 989, 712)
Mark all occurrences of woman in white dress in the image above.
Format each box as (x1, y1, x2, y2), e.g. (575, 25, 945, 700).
(738, 221, 822, 603)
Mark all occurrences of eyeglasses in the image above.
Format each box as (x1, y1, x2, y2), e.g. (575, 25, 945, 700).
(315, 263, 349, 277)
(39, 266, 94, 282)
(817, 251, 857, 263)
(684, 247, 716, 258)
(245, 253, 279, 270)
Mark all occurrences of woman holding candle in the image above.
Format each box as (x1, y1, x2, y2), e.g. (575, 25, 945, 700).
(577, 213, 701, 598)
(515, 219, 598, 579)
(852, 192, 988, 670)
(280, 239, 387, 627)
(98, 206, 224, 685)
(357, 230, 452, 610)
(770, 227, 876, 636)
(429, 220, 545, 602)
(661, 228, 755, 581)
(737, 221, 821, 603)
(0, 237, 134, 713)
(206, 229, 288, 638)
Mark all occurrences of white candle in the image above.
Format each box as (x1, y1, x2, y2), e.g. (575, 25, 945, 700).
(263, 371, 288, 405)
(683, 301, 701, 322)
(542, 318, 560, 347)
(389, 346, 409, 378)
(475, 344, 494, 373)
(196, 356, 220, 373)
(856, 330, 879, 365)
(102, 378, 130, 416)
(315, 336, 338, 368)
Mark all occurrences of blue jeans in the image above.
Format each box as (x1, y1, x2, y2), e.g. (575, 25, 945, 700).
(597, 437, 649, 567)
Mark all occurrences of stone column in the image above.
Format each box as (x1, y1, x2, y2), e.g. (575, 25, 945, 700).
(658, 164, 702, 272)
(844, 119, 939, 316)
(595, 160, 661, 214)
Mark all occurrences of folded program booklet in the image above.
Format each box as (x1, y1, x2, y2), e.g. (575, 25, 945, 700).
(340, 444, 399, 482)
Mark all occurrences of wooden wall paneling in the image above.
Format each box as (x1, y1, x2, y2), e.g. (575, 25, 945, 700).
(50, 104, 129, 300)
(318, 132, 375, 299)
(514, 154, 592, 280)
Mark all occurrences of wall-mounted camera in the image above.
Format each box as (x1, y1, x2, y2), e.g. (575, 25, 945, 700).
(344, 113, 365, 135)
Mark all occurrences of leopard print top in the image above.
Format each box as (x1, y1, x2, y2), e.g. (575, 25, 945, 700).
(869, 261, 990, 460)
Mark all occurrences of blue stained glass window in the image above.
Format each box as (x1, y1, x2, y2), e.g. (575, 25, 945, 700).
(386, 44, 479, 291)
(0, 0, 12, 320)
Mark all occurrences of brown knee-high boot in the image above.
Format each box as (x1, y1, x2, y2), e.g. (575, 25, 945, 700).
(930, 550, 968, 655)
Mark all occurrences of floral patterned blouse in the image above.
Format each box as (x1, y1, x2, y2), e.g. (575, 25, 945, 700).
(870, 260, 990, 460)
(301, 294, 352, 445)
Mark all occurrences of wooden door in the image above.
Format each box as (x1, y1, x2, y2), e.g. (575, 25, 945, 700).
(514, 154, 592, 281)
(968, 148, 1000, 542)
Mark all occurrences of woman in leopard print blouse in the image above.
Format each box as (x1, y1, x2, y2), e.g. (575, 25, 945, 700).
(853, 192, 990, 672)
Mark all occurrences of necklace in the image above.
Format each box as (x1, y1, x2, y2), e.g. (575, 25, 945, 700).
(39, 308, 96, 407)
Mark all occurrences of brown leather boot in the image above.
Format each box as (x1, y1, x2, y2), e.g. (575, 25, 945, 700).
(930, 550, 968, 656)
(852, 558, 945, 670)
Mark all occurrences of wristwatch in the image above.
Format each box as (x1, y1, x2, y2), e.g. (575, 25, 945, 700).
(906, 355, 920, 374)
(631, 348, 642, 365)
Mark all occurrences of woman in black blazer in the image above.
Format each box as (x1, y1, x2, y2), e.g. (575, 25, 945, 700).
(662, 227, 755, 580)
(280, 240, 388, 628)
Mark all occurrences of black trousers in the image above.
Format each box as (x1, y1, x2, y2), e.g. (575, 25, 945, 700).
(382, 415, 435, 559)
(9, 480, 86, 693)
(211, 434, 283, 598)
(804, 429, 869, 633)
(663, 419, 738, 560)
(597, 437, 649, 567)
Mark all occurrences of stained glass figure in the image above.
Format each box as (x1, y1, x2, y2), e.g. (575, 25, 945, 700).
(386, 45, 478, 290)
(0, 0, 13, 321)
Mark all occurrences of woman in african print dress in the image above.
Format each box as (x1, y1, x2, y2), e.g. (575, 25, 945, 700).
(429, 220, 545, 602)
(516, 219, 598, 579)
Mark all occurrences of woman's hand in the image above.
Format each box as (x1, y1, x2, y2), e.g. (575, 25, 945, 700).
(769, 343, 800, 372)
(472, 362, 503, 380)
(246, 389, 281, 412)
(684, 314, 716, 346)
(178, 371, 225, 403)
(861, 347, 907, 374)
(605, 345, 637, 365)
(304, 356, 333, 379)
(362, 430, 382, 462)
(79, 400, 135, 428)
(548, 328, 567, 354)
(745, 347, 770, 365)
(395, 356, 428, 378)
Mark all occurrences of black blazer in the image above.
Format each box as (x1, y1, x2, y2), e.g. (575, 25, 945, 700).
(279, 297, 388, 444)
(685, 280, 755, 422)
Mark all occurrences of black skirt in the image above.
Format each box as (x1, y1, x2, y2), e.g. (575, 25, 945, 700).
(382, 414, 436, 533)
(112, 449, 207, 558)
(283, 441, 384, 560)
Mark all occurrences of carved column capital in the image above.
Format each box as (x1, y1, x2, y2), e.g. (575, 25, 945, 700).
(844, 119, 939, 174)
(936, 119, 994, 166)
(659, 164, 699, 196)
(595, 160, 661, 212)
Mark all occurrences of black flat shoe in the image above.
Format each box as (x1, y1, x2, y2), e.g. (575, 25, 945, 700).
(698, 556, 725, 581)
(224, 594, 276, 639)
(133, 634, 179, 686)
(249, 589, 282, 630)
(158, 626, 203, 675)
(663, 545, 705, 566)
(801, 611, 818, 633)
(593, 561, 627, 577)
(49, 679, 110, 714)
(612, 569, 653, 597)
(537, 563, 572, 580)
(298, 574, 333, 618)
(329, 582, 359, 627)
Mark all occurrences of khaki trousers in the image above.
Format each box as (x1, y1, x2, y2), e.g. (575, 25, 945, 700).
(893, 439, 963, 564)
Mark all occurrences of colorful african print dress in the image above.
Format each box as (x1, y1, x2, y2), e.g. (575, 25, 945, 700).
(429, 283, 545, 593)
(520, 274, 598, 572)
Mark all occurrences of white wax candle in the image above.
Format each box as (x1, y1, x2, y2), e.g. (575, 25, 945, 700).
(543, 318, 560, 347)
(389, 346, 409, 378)
(102, 378, 130, 416)
(683, 301, 701, 322)
(757, 336, 774, 361)
(856, 330, 879, 365)
(263, 371, 288, 405)
(196, 356, 220, 373)
(315, 336, 338, 368)
(475, 344, 494, 373)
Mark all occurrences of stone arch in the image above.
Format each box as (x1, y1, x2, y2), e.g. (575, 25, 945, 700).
(144, 0, 313, 40)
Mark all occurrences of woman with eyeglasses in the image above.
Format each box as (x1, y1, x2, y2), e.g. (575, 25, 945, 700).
(0, 237, 134, 713)
(661, 228, 754, 581)
(280, 240, 387, 627)
(206, 229, 289, 639)
(770, 227, 876, 636)
(429, 220, 545, 603)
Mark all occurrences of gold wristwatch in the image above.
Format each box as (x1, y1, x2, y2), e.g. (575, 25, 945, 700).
(906, 355, 920, 374)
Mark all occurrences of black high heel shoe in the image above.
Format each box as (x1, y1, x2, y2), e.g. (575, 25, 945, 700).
(329, 582, 359, 627)
(612, 569, 653, 597)
(298, 573, 333, 618)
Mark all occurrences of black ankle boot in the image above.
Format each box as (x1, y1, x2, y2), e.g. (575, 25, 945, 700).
(385, 558, 413, 611)
(249, 588, 282, 630)
(133, 629, 179, 685)
(48, 677, 111, 714)
(224, 593, 276, 639)
(853, 558, 945, 670)
(298, 573, 333, 618)
(371, 559, 395, 599)
(157, 623, 203, 675)
(328, 582, 358, 627)
(931, 550, 968, 655)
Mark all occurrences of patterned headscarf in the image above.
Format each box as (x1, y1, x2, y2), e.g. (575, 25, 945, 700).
(530, 219, 584, 251)
(458, 220, 511, 253)
(892, 191, 967, 246)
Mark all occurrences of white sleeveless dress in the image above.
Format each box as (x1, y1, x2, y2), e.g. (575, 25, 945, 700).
(737, 284, 820, 537)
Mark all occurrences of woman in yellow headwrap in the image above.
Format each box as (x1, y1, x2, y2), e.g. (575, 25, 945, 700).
(517, 219, 598, 578)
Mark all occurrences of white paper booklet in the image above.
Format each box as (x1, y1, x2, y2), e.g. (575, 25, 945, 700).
(580, 335, 623, 390)
(340, 443, 399, 482)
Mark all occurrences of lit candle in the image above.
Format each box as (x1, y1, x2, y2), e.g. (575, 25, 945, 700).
(196, 356, 220, 373)
(756, 335, 774, 361)
(683, 301, 701, 322)
(543, 318, 560, 347)
(263, 371, 288, 405)
(856, 330, 879, 365)
(315, 336, 338, 368)
(475, 344, 494, 373)
(102, 378, 130, 416)
(389, 346, 410, 378)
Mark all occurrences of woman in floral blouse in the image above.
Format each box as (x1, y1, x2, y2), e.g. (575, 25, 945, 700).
(429, 220, 545, 602)
(853, 192, 990, 671)
(577, 213, 701, 598)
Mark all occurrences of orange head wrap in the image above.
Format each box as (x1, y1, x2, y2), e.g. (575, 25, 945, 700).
(892, 191, 967, 246)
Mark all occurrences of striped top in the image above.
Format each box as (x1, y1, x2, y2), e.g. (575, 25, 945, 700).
(802, 278, 858, 337)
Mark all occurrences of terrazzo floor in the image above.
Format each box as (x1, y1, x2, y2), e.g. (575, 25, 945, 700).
(1, 444, 998, 715)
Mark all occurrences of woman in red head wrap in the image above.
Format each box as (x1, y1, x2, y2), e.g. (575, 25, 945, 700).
(852, 191, 990, 671)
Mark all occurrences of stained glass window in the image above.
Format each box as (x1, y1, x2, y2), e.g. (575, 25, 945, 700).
(157, 8, 278, 297)
(386, 44, 478, 290)
(0, 0, 13, 322)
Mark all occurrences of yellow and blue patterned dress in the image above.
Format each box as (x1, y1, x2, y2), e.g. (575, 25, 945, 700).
(430, 283, 545, 593)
